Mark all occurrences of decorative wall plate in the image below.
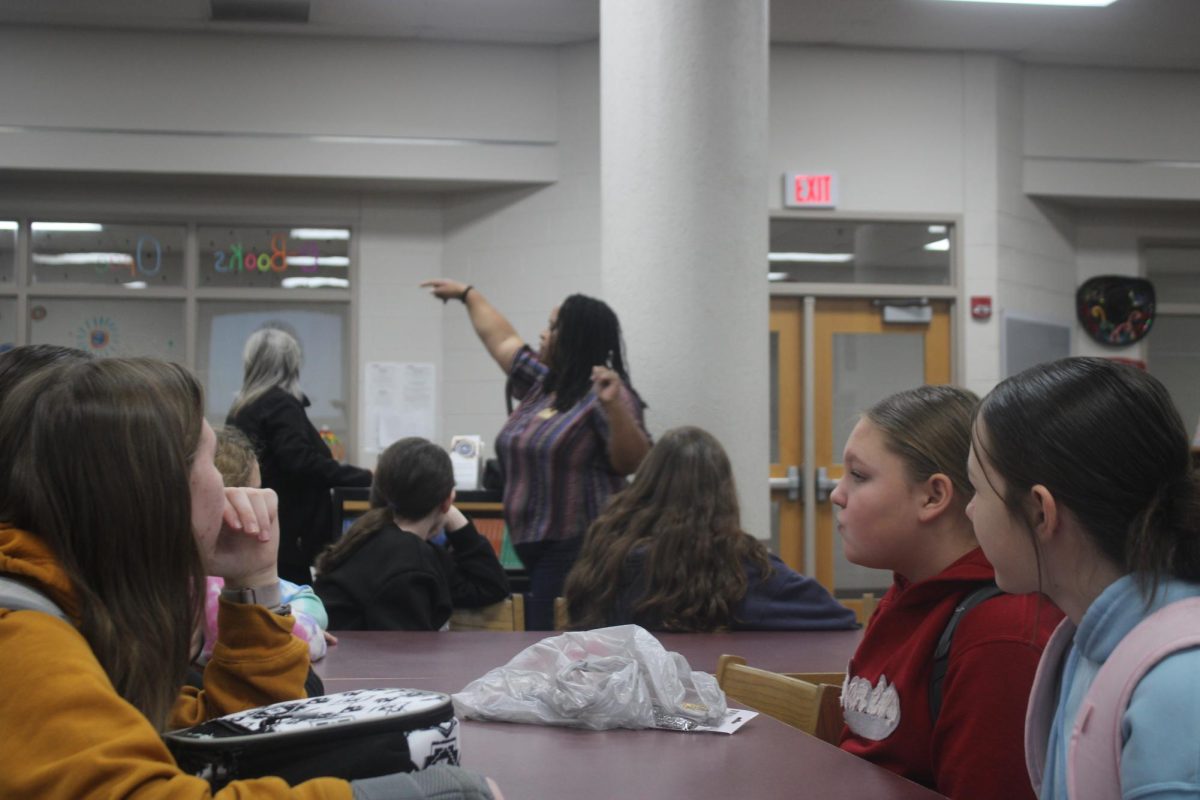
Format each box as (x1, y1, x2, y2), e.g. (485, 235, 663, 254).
(1076, 276, 1155, 347)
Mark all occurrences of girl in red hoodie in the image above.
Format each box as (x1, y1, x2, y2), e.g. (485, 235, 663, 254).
(831, 384, 1061, 800)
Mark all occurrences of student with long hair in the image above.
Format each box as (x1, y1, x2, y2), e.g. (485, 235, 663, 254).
(564, 426, 854, 631)
(314, 437, 510, 630)
(422, 279, 650, 630)
(227, 327, 372, 585)
(0, 358, 496, 799)
(968, 358, 1200, 799)
(832, 385, 1061, 800)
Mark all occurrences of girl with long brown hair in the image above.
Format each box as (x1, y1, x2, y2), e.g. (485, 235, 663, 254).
(0, 355, 496, 799)
(564, 426, 854, 632)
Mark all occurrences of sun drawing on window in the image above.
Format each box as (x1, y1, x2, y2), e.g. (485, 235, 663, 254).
(75, 316, 119, 353)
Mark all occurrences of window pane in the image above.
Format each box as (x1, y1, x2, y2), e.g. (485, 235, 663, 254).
(197, 301, 351, 445)
(0, 298, 16, 351)
(769, 330, 780, 463)
(197, 226, 351, 290)
(769, 219, 951, 285)
(0, 221, 15, 285)
(831, 332, 925, 594)
(30, 222, 185, 287)
(28, 297, 185, 360)
(1148, 315, 1200, 441)
(1145, 244, 1200, 304)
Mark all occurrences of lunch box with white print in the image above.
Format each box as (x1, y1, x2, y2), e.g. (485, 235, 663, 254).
(164, 688, 459, 788)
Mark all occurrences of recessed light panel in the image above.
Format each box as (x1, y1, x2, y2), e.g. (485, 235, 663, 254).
(936, 0, 1119, 6)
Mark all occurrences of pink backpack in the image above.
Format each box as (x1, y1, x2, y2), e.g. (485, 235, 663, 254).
(1025, 596, 1200, 800)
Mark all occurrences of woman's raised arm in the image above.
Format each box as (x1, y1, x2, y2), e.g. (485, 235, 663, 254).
(421, 280, 524, 374)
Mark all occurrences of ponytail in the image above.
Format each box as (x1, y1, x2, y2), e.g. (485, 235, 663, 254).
(1127, 470, 1200, 596)
(315, 507, 391, 574)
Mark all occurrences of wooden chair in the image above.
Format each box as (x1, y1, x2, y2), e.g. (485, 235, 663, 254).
(448, 593, 525, 631)
(840, 592, 879, 625)
(553, 596, 569, 631)
(715, 654, 845, 744)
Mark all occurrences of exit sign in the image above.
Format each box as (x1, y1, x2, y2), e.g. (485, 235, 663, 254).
(784, 172, 838, 209)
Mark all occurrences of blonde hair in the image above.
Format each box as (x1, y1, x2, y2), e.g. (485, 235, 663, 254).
(865, 384, 980, 508)
(215, 427, 259, 487)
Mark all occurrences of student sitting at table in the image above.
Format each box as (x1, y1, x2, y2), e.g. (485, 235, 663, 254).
(564, 426, 856, 632)
(0, 357, 498, 799)
(314, 437, 511, 631)
(197, 427, 334, 664)
(831, 385, 1062, 800)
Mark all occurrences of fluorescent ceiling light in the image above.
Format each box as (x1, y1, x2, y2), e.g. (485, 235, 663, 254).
(31, 222, 103, 232)
(0, 221, 17, 232)
(769, 252, 854, 264)
(286, 255, 350, 268)
(928, 225, 947, 234)
(924, 239, 951, 252)
(289, 228, 351, 240)
(935, 0, 1119, 6)
(32, 252, 133, 266)
(767, 272, 789, 282)
(1147, 161, 1200, 170)
(281, 276, 351, 289)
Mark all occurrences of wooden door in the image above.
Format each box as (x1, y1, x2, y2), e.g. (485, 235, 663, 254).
(771, 297, 952, 594)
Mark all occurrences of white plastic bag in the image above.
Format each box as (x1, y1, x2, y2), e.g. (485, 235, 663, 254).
(451, 625, 726, 730)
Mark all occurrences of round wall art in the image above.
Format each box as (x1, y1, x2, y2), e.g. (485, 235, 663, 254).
(1076, 276, 1155, 347)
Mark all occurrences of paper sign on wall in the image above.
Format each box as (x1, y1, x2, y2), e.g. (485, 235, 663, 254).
(365, 362, 435, 450)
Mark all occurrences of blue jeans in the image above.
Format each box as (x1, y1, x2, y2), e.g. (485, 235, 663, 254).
(515, 537, 583, 631)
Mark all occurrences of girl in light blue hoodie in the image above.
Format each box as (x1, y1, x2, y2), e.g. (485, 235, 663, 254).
(967, 357, 1200, 800)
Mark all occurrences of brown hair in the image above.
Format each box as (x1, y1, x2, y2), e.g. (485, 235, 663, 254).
(0, 345, 94, 510)
(315, 437, 454, 574)
(0, 358, 207, 730)
(215, 426, 259, 487)
(564, 426, 772, 632)
(976, 357, 1200, 599)
(865, 384, 980, 508)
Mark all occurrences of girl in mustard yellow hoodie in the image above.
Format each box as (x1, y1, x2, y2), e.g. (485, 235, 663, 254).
(0, 354, 497, 800)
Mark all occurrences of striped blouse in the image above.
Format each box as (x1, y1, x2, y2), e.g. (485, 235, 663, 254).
(495, 347, 648, 545)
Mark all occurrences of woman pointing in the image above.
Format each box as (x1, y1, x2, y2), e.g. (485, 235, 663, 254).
(423, 280, 650, 629)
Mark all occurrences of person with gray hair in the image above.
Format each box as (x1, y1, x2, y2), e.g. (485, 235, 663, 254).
(227, 328, 371, 585)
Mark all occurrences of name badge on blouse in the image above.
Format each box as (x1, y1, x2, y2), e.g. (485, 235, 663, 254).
(536, 408, 557, 420)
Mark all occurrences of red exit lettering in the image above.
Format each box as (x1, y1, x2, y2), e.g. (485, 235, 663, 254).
(785, 173, 837, 209)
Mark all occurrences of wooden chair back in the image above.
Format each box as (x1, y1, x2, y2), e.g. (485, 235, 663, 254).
(448, 593, 525, 631)
(716, 654, 845, 744)
(840, 592, 879, 626)
(553, 596, 569, 631)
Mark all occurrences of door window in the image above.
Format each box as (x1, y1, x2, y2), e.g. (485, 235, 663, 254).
(769, 219, 952, 286)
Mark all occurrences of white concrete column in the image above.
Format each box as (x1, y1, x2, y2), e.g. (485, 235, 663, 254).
(601, 0, 770, 537)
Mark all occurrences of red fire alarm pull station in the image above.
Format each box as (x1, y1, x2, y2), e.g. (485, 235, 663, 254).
(971, 296, 992, 320)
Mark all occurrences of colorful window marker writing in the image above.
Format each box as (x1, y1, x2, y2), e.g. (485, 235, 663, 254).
(88, 235, 166, 278)
(213, 233, 325, 274)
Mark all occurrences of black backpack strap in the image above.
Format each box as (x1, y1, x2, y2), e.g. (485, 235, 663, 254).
(929, 583, 1004, 723)
(0, 575, 68, 620)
